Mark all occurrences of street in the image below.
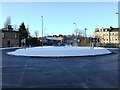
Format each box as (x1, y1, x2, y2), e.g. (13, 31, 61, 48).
(1, 48, 119, 88)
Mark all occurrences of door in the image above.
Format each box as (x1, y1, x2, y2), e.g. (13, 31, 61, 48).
(7, 40, 10, 47)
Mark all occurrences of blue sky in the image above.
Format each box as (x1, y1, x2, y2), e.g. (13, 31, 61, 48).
(1, 2, 118, 37)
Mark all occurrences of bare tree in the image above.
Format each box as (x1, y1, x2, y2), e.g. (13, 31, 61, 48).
(78, 30, 82, 36)
(74, 28, 79, 36)
(74, 28, 82, 37)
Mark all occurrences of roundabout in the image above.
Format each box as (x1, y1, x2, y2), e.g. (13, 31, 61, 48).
(2, 48, 118, 88)
(7, 46, 112, 57)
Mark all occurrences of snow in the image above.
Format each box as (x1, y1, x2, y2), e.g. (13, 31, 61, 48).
(7, 46, 112, 57)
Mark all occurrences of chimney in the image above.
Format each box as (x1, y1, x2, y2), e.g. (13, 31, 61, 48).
(110, 26, 113, 31)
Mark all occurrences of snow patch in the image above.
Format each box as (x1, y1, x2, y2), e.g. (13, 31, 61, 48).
(7, 46, 112, 57)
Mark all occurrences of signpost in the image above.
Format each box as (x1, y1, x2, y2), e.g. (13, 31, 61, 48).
(89, 37, 100, 49)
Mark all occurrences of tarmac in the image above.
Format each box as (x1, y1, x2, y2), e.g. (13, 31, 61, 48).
(1, 48, 119, 88)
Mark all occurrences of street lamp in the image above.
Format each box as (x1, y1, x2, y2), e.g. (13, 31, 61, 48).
(41, 16, 43, 47)
(73, 22, 77, 36)
(73, 22, 78, 46)
(73, 22, 77, 30)
(116, 1, 120, 27)
(84, 28, 87, 45)
(116, 1, 120, 47)
(116, 12, 120, 28)
(84, 28, 87, 37)
(116, 12, 120, 48)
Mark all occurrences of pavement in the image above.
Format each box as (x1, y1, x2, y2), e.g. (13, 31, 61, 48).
(1, 48, 119, 88)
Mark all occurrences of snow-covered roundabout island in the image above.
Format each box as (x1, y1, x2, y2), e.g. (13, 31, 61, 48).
(7, 46, 112, 57)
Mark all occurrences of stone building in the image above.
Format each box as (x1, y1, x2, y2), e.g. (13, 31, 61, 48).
(0, 28, 19, 47)
(93, 27, 119, 47)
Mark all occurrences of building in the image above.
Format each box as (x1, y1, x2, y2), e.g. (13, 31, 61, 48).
(64, 35, 79, 46)
(0, 28, 19, 47)
(93, 27, 119, 47)
(43, 35, 81, 46)
(44, 36, 63, 46)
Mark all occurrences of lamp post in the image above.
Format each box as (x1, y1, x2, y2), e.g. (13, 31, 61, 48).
(84, 28, 87, 45)
(41, 16, 43, 47)
(116, 12, 120, 47)
(116, 2, 120, 27)
(116, 12, 120, 28)
(73, 22, 77, 46)
(84, 28, 87, 38)
(73, 22, 77, 30)
(116, 1, 120, 47)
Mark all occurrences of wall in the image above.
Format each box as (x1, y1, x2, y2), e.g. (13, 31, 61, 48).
(2, 31, 19, 47)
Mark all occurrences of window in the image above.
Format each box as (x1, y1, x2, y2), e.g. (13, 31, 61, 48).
(15, 34, 17, 39)
(103, 38, 105, 41)
(106, 34, 108, 36)
(2, 33, 5, 38)
(105, 29, 108, 31)
(115, 33, 118, 36)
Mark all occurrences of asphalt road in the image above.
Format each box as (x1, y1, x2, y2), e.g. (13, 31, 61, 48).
(1, 48, 119, 88)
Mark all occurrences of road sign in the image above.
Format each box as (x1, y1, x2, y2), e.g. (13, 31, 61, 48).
(89, 37, 100, 42)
